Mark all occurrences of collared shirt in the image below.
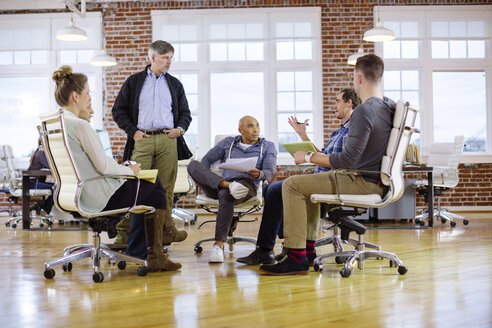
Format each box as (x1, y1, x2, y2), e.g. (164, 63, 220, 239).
(137, 68, 174, 130)
(315, 119, 351, 173)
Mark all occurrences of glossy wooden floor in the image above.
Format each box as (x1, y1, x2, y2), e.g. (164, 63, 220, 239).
(0, 212, 491, 328)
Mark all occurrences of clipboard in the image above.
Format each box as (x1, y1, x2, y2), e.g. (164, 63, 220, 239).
(282, 141, 317, 157)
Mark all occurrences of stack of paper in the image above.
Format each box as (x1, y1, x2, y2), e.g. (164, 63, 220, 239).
(218, 157, 257, 172)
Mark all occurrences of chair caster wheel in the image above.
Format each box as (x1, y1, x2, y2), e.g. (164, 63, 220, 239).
(5, 222, 10, 227)
(62, 263, 72, 272)
(463, 219, 469, 225)
(39, 223, 44, 228)
(44, 268, 55, 279)
(47, 221, 53, 226)
(441, 218, 446, 224)
(137, 266, 147, 277)
(313, 263, 322, 272)
(335, 256, 347, 264)
(398, 266, 408, 275)
(340, 268, 351, 278)
(117, 261, 127, 270)
(92, 272, 104, 283)
(194, 246, 203, 253)
(11, 223, 17, 229)
(450, 221, 456, 227)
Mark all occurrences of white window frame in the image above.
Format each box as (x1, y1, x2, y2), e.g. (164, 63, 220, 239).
(0, 12, 104, 157)
(152, 8, 323, 164)
(377, 5, 492, 164)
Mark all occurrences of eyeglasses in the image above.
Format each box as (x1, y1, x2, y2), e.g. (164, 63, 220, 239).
(162, 55, 175, 62)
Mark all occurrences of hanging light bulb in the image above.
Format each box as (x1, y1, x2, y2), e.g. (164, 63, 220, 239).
(56, 17, 88, 42)
(363, 2, 396, 42)
(90, 49, 117, 67)
(347, 46, 366, 65)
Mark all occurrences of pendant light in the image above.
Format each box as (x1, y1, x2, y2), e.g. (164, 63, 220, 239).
(363, 2, 396, 42)
(347, 46, 366, 66)
(56, 16, 88, 42)
(90, 49, 117, 67)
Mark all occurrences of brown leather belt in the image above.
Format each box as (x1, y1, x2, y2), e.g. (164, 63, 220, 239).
(143, 129, 168, 135)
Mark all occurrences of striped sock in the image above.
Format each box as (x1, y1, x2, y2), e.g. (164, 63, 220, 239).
(288, 248, 307, 262)
(306, 240, 316, 263)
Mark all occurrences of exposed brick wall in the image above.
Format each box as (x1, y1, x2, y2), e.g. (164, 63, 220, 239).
(1, 0, 491, 211)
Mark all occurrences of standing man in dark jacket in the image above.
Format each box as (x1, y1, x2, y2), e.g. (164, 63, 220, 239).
(112, 40, 191, 256)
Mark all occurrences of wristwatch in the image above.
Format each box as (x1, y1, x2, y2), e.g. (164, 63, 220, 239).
(177, 126, 185, 136)
(305, 151, 314, 163)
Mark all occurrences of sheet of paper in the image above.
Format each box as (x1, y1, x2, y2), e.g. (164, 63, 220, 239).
(137, 169, 158, 184)
(282, 141, 317, 157)
(218, 157, 257, 172)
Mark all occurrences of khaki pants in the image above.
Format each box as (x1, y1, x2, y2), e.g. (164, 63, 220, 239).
(282, 170, 385, 249)
(131, 134, 178, 226)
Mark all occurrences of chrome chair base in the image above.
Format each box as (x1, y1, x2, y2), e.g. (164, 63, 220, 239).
(172, 207, 197, 226)
(313, 232, 407, 278)
(194, 235, 257, 253)
(415, 209, 468, 227)
(44, 231, 148, 283)
(5, 215, 53, 229)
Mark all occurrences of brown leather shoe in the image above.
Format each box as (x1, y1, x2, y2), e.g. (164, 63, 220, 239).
(162, 226, 188, 245)
(162, 209, 187, 245)
(146, 253, 182, 271)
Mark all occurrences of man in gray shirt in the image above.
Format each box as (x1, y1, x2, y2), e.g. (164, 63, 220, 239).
(260, 54, 396, 276)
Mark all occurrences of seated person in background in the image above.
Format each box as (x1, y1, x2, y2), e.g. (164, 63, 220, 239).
(52, 65, 180, 271)
(236, 88, 359, 266)
(187, 116, 277, 263)
(260, 54, 395, 275)
(28, 139, 54, 215)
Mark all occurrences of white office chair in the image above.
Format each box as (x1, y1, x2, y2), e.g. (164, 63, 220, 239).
(1, 145, 53, 228)
(414, 135, 467, 227)
(193, 135, 262, 253)
(172, 158, 197, 226)
(39, 109, 154, 283)
(310, 100, 418, 277)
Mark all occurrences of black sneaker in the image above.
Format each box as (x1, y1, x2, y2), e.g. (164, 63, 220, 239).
(259, 254, 309, 276)
(236, 247, 275, 265)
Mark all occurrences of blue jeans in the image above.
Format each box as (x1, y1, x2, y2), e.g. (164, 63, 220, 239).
(126, 214, 147, 259)
(257, 180, 284, 251)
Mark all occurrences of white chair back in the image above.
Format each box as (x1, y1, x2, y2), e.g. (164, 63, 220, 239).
(2, 145, 22, 191)
(427, 135, 464, 187)
(0, 146, 10, 190)
(174, 159, 195, 194)
(38, 110, 79, 212)
(380, 100, 418, 203)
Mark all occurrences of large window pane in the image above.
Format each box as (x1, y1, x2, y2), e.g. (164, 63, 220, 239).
(0, 77, 50, 157)
(210, 72, 264, 143)
(432, 71, 486, 152)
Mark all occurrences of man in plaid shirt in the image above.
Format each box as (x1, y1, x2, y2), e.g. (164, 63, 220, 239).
(237, 88, 360, 266)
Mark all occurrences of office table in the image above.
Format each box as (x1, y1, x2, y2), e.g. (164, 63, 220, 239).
(22, 169, 51, 230)
(402, 165, 434, 227)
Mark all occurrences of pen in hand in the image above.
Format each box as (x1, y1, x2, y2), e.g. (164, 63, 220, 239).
(296, 122, 309, 126)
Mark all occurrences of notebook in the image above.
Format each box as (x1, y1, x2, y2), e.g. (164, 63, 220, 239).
(282, 141, 317, 157)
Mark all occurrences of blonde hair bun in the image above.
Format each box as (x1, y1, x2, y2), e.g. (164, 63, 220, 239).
(52, 65, 73, 83)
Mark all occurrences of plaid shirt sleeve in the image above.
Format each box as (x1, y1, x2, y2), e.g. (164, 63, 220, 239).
(314, 120, 351, 173)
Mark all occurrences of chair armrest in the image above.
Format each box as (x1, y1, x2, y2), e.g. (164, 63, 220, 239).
(75, 174, 145, 218)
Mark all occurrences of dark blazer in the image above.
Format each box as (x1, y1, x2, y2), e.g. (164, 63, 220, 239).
(112, 65, 193, 160)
